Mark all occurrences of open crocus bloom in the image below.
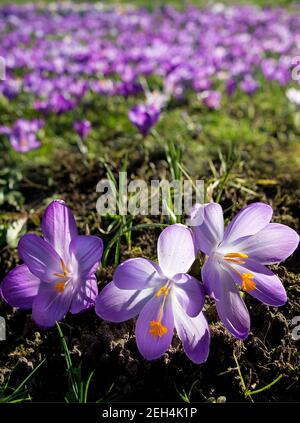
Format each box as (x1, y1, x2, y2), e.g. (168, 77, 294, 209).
(191, 202, 299, 340)
(128, 104, 160, 137)
(95, 224, 210, 364)
(73, 119, 91, 141)
(1, 119, 44, 153)
(0, 200, 103, 328)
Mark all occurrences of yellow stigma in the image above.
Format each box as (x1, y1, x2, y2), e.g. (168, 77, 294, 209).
(53, 259, 70, 278)
(149, 320, 168, 337)
(54, 281, 65, 293)
(156, 286, 169, 298)
(241, 273, 256, 292)
(224, 252, 248, 264)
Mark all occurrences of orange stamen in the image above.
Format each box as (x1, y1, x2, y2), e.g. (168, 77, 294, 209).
(54, 281, 65, 293)
(224, 252, 248, 265)
(224, 252, 248, 258)
(149, 284, 170, 338)
(53, 259, 70, 278)
(149, 320, 168, 337)
(156, 286, 169, 298)
(241, 273, 256, 292)
(225, 258, 246, 264)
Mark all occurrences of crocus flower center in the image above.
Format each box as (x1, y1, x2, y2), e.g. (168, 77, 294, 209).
(149, 284, 170, 338)
(53, 258, 71, 278)
(224, 252, 248, 264)
(53, 259, 71, 293)
(20, 138, 28, 147)
(222, 253, 256, 292)
(155, 286, 169, 298)
(54, 281, 65, 293)
(241, 273, 256, 292)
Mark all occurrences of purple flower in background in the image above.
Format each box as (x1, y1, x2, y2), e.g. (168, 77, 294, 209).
(0, 119, 44, 153)
(0, 78, 22, 99)
(240, 75, 260, 95)
(200, 91, 221, 110)
(34, 93, 76, 115)
(0, 200, 103, 328)
(1, 3, 300, 117)
(226, 79, 237, 96)
(95, 224, 210, 364)
(191, 202, 299, 340)
(128, 104, 160, 137)
(145, 91, 168, 110)
(73, 120, 91, 141)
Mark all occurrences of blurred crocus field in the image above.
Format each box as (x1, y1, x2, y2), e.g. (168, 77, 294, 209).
(0, 0, 299, 404)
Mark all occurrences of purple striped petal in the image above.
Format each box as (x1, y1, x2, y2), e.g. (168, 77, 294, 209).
(18, 234, 64, 283)
(224, 259, 287, 307)
(215, 269, 250, 340)
(95, 282, 154, 322)
(1, 264, 40, 309)
(226, 223, 299, 265)
(191, 203, 224, 255)
(173, 273, 205, 317)
(42, 200, 78, 261)
(174, 304, 210, 364)
(70, 276, 98, 314)
(69, 235, 103, 279)
(157, 224, 196, 278)
(201, 254, 222, 300)
(221, 202, 272, 247)
(113, 258, 166, 290)
(32, 282, 73, 328)
(136, 293, 174, 360)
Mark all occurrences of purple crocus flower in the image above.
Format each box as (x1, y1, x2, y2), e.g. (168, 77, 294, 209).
(200, 90, 221, 110)
(240, 75, 259, 95)
(128, 104, 160, 137)
(191, 202, 299, 340)
(73, 120, 91, 141)
(0, 119, 44, 153)
(95, 224, 210, 364)
(0, 200, 103, 328)
(226, 78, 237, 96)
(1, 77, 22, 99)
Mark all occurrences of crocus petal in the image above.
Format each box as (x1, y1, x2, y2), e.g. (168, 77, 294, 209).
(226, 223, 299, 265)
(18, 234, 64, 283)
(1, 264, 40, 309)
(225, 259, 287, 306)
(174, 300, 210, 364)
(70, 276, 98, 314)
(136, 293, 174, 360)
(114, 258, 166, 290)
(157, 224, 195, 278)
(216, 270, 250, 340)
(172, 273, 205, 317)
(191, 203, 224, 255)
(42, 200, 78, 261)
(221, 202, 272, 247)
(95, 282, 154, 322)
(32, 282, 73, 328)
(69, 235, 103, 278)
(201, 254, 222, 300)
